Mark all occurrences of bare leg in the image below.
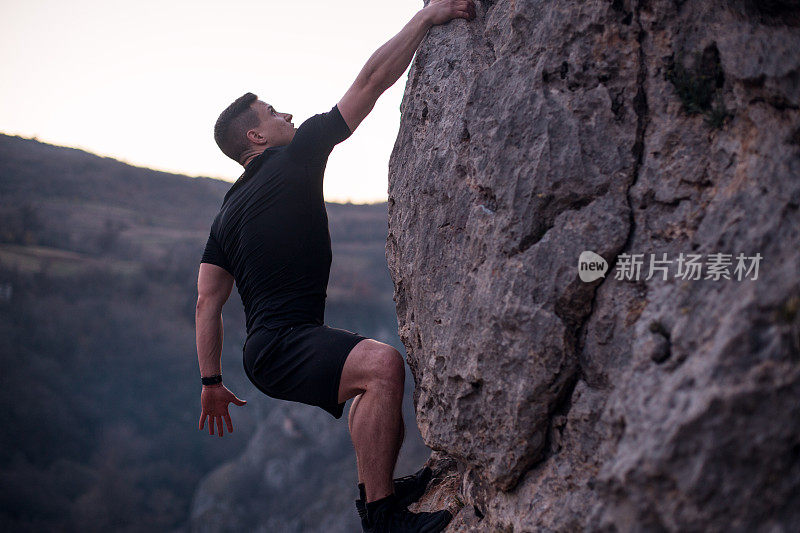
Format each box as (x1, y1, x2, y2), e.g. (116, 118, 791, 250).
(348, 393, 365, 483)
(350, 393, 406, 485)
(339, 339, 405, 502)
(351, 378, 403, 501)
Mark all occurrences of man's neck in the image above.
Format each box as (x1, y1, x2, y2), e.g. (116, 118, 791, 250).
(239, 148, 266, 168)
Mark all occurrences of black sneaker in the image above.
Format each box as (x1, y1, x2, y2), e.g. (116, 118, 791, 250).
(392, 466, 434, 508)
(360, 493, 452, 533)
(357, 466, 433, 512)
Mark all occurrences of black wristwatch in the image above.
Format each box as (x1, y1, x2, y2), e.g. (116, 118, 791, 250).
(201, 374, 222, 386)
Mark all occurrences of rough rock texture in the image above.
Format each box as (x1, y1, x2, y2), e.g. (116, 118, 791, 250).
(387, 0, 800, 530)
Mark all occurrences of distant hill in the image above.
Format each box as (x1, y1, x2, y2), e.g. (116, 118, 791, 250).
(0, 134, 428, 532)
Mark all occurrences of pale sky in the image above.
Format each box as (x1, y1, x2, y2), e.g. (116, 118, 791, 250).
(0, 0, 425, 203)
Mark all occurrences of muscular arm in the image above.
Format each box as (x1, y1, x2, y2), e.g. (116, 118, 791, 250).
(195, 263, 247, 438)
(338, 0, 476, 132)
(196, 263, 234, 380)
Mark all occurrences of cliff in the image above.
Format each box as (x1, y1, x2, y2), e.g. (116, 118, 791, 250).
(386, 0, 800, 530)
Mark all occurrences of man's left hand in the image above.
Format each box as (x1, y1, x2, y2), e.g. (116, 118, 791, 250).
(199, 384, 247, 437)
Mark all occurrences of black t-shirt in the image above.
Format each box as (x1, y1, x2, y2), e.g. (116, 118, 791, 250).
(200, 104, 352, 334)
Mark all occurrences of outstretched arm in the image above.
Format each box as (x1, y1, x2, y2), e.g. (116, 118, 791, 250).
(337, 0, 476, 133)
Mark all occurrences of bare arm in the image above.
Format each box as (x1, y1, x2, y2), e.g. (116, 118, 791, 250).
(338, 0, 476, 132)
(196, 263, 234, 379)
(196, 263, 246, 437)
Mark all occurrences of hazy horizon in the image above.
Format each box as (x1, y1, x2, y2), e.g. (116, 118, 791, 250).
(0, 0, 424, 203)
(0, 131, 390, 205)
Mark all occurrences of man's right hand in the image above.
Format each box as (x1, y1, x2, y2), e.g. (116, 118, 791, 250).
(423, 0, 477, 26)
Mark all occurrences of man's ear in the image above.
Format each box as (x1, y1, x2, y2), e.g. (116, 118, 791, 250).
(246, 128, 266, 145)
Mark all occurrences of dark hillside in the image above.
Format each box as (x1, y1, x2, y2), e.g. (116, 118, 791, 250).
(0, 134, 426, 532)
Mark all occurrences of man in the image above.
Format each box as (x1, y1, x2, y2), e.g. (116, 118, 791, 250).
(195, 1, 476, 531)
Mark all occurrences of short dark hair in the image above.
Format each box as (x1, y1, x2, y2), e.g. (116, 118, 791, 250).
(214, 92, 260, 164)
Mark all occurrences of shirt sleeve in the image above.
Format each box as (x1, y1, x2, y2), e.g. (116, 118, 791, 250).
(200, 229, 233, 275)
(286, 104, 353, 164)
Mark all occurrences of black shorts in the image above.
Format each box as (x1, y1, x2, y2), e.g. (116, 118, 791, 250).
(242, 323, 368, 419)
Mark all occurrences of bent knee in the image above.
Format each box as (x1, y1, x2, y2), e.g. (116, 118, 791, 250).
(366, 344, 405, 391)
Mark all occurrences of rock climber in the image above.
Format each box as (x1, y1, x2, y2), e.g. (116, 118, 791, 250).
(195, 1, 476, 531)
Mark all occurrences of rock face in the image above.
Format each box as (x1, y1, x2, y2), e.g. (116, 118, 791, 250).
(386, 0, 800, 530)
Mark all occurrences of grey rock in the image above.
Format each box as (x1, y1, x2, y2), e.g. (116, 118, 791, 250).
(387, 0, 800, 530)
